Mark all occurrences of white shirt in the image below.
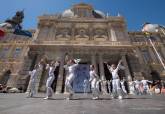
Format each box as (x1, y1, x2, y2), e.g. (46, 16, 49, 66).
(29, 69, 37, 81)
(89, 70, 98, 82)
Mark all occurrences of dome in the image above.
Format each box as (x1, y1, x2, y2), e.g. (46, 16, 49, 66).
(62, 9, 74, 18)
(92, 10, 105, 18)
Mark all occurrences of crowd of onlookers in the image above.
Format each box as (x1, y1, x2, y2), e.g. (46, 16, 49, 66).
(0, 84, 21, 93)
(0, 84, 7, 93)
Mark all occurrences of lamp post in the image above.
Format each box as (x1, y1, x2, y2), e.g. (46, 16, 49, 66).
(142, 23, 165, 70)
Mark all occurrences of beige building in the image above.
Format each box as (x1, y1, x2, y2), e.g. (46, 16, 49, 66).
(0, 3, 165, 93)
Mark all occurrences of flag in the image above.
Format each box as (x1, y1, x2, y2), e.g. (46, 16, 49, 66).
(0, 29, 5, 37)
(0, 22, 13, 38)
(14, 29, 32, 37)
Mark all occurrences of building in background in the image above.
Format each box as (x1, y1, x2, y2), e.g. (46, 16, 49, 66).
(0, 3, 165, 93)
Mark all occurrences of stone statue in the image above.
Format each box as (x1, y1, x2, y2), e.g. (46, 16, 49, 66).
(0, 10, 32, 37)
(5, 10, 24, 28)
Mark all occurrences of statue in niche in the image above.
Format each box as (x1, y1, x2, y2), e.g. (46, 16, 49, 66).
(94, 29, 107, 38)
(56, 29, 70, 38)
(75, 29, 89, 38)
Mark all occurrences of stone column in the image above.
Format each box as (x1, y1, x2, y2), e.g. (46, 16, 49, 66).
(107, 23, 111, 41)
(110, 27, 117, 41)
(55, 52, 65, 94)
(98, 53, 107, 94)
(89, 24, 93, 40)
(121, 54, 132, 81)
(135, 48, 148, 76)
(71, 24, 75, 40)
(135, 48, 144, 64)
(32, 28, 40, 42)
(121, 54, 133, 94)
(48, 26, 55, 40)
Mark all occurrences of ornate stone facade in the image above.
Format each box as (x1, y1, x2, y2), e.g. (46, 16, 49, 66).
(0, 3, 165, 93)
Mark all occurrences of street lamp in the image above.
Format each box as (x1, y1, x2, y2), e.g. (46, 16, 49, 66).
(142, 23, 165, 71)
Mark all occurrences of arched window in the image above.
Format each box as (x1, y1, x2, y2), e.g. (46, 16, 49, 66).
(12, 47, 22, 58)
(0, 46, 9, 59)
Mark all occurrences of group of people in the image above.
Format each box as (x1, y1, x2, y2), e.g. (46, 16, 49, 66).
(129, 78, 165, 95)
(27, 60, 60, 99)
(27, 57, 165, 100)
(27, 58, 127, 100)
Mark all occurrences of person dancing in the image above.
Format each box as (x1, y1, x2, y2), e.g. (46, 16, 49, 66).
(64, 59, 80, 100)
(89, 65, 100, 100)
(44, 61, 60, 100)
(28, 63, 42, 97)
(106, 60, 124, 100)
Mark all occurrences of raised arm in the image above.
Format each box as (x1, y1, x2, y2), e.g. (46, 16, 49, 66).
(116, 60, 122, 71)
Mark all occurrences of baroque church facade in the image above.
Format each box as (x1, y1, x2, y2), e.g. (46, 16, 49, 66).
(0, 3, 165, 93)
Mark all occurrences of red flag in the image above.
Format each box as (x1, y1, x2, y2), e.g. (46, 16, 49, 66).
(0, 29, 5, 38)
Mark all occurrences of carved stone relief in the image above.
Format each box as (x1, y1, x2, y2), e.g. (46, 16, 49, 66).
(56, 28, 71, 38)
(94, 28, 107, 38)
(75, 28, 89, 38)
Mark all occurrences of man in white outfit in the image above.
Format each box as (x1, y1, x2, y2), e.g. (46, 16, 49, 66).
(44, 61, 60, 100)
(89, 65, 100, 100)
(107, 60, 124, 100)
(141, 77, 152, 95)
(64, 59, 80, 100)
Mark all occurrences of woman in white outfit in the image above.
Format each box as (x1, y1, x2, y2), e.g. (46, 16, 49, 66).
(28, 64, 41, 97)
(44, 61, 60, 100)
(89, 65, 99, 100)
(65, 59, 80, 100)
(107, 60, 124, 99)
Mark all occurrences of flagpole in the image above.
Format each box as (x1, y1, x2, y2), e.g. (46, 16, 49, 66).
(146, 33, 165, 70)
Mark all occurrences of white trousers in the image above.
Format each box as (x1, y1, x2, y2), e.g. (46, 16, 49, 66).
(46, 75, 54, 97)
(29, 80, 36, 97)
(65, 74, 75, 94)
(91, 79, 99, 97)
(112, 79, 122, 97)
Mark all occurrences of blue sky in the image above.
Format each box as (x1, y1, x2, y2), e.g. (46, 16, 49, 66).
(0, 0, 164, 31)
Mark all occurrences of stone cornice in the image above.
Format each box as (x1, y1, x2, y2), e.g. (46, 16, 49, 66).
(38, 16, 125, 23)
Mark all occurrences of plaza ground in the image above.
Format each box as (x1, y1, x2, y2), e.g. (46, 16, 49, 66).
(0, 93, 165, 114)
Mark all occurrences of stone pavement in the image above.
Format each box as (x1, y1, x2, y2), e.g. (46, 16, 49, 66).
(0, 93, 165, 114)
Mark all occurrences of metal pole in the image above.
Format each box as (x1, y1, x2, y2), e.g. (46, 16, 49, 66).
(148, 38, 165, 70)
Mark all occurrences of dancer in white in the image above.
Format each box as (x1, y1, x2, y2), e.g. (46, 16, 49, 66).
(83, 79, 89, 94)
(120, 78, 127, 95)
(44, 61, 60, 100)
(65, 59, 80, 100)
(141, 77, 152, 95)
(134, 79, 141, 95)
(28, 63, 42, 97)
(107, 60, 124, 99)
(107, 80, 112, 95)
(89, 65, 99, 100)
